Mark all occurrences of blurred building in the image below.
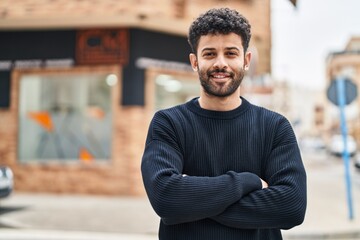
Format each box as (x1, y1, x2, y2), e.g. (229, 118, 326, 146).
(325, 36, 360, 143)
(0, 0, 295, 195)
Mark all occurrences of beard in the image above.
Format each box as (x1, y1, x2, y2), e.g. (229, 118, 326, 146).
(198, 67, 245, 97)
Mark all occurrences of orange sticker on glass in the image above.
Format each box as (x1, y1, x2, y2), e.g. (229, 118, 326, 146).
(28, 111, 54, 132)
(79, 147, 94, 162)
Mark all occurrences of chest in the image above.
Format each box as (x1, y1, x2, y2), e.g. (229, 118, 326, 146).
(181, 118, 266, 177)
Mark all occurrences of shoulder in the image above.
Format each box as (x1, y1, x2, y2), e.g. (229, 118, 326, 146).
(150, 102, 191, 136)
(247, 100, 290, 126)
(153, 102, 188, 123)
(147, 104, 189, 151)
(245, 100, 295, 143)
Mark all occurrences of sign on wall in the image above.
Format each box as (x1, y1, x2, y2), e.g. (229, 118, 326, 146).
(76, 29, 129, 65)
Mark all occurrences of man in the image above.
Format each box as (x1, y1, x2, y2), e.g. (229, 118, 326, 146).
(141, 8, 306, 240)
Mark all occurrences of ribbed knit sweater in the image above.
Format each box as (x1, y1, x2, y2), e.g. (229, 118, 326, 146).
(141, 97, 307, 240)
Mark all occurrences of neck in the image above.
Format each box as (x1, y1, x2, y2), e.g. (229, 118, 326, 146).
(199, 89, 242, 111)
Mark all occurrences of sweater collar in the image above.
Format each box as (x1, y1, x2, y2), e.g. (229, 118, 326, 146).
(186, 97, 250, 119)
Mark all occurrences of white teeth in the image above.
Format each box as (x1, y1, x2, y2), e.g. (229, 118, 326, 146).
(213, 75, 228, 78)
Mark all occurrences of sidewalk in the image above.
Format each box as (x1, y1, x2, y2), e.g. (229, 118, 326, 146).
(283, 151, 360, 239)
(0, 194, 159, 235)
(0, 229, 157, 240)
(0, 194, 159, 240)
(1, 152, 360, 239)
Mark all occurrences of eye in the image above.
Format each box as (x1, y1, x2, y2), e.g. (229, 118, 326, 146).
(203, 52, 215, 57)
(226, 51, 238, 56)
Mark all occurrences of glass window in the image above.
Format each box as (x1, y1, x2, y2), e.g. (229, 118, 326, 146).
(18, 71, 117, 163)
(155, 74, 200, 111)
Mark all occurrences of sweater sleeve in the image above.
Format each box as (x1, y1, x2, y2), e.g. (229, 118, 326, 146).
(141, 112, 262, 225)
(211, 117, 307, 230)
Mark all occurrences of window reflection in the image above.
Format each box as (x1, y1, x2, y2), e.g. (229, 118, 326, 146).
(18, 73, 114, 162)
(155, 74, 199, 111)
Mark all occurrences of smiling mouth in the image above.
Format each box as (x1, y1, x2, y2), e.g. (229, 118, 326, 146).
(210, 73, 231, 83)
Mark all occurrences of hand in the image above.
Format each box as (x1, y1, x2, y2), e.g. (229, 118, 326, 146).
(260, 178, 268, 189)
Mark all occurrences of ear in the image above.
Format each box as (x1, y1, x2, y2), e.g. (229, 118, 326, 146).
(244, 51, 252, 71)
(189, 53, 198, 72)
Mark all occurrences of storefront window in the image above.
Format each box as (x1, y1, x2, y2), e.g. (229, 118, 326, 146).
(18, 71, 116, 163)
(155, 74, 200, 111)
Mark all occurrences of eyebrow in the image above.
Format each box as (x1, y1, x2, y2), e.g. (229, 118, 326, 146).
(201, 47, 240, 53)
(201, 48, 215, 53)
(225, 47, 241, 51)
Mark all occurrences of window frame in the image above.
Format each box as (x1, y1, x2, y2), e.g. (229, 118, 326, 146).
(12, 65, 121, 164)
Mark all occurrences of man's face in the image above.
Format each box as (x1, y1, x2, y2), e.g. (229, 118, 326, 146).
(189, 33, 251, 98)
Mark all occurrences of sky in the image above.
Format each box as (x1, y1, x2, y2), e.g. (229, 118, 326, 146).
(271, 0, 360, 91)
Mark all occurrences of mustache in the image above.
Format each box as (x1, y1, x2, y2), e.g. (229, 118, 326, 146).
(207, 69, 234, 77)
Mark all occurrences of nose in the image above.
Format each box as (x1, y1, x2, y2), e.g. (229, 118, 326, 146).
(213, 55, 228, 70)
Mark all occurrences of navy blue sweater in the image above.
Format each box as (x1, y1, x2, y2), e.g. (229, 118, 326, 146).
(141, 97, 306, 240)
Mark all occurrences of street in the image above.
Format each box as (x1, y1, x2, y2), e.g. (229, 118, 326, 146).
(1, 150, 360, 240)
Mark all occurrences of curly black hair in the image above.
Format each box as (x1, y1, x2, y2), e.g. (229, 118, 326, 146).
(188, 8, 251, 54)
